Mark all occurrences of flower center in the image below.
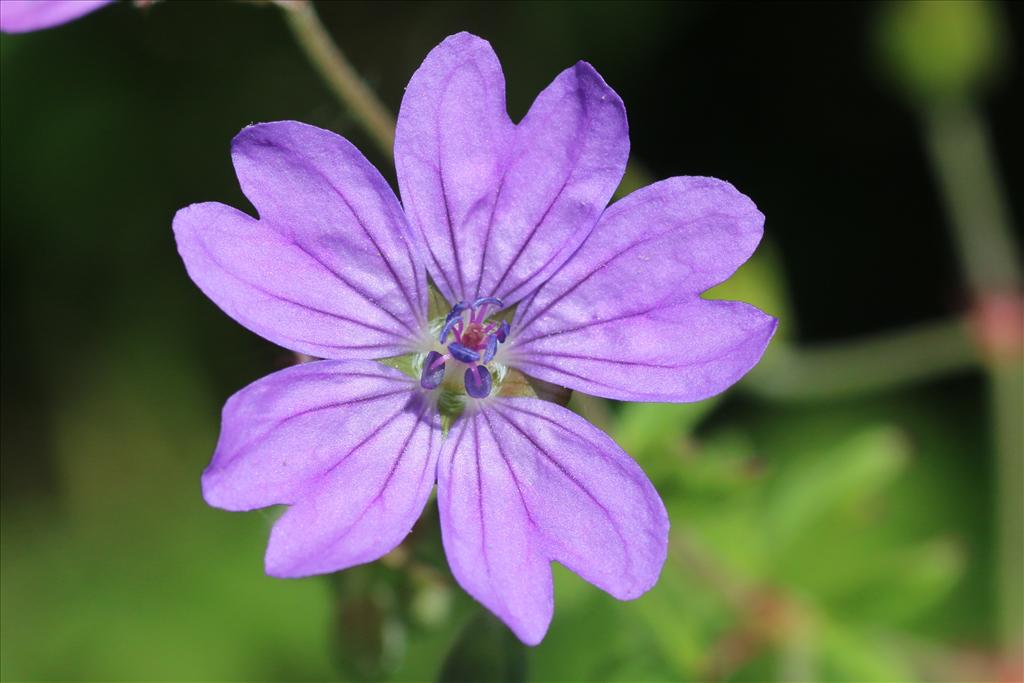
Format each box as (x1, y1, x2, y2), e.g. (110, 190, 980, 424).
(420, 297, 510, 399)
(460, 322, 486, 349)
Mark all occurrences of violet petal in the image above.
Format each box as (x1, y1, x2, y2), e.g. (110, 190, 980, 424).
(200, 359, 440, 577)
(511, 177, 778, 402)
(173, 121, 426, 361)
(395, 32, 628, 307)
(202, 359, 432, 512)
(437, 398, 668, 645)
(264, 396, 439, 577)
(0, 0, 110, 33)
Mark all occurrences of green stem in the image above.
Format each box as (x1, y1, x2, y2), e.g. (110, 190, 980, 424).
(744, 317, 979, 401)
(922, 104, 1020, 292)
(990, 359, 1023, 647)
(276, 0, 396, 158)
(923, 102, 1022, 649)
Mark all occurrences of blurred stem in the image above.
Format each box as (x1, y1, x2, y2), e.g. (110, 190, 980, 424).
(276, 0, 396, 157)
(744, 316, 979, 401)
(922, 102, 1022, 649)
(922, 104, 1020, 293)
(990, 359, 1023, 648)
(778, 609, 816, 683)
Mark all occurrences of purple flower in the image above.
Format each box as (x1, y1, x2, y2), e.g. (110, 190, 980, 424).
(173, 32, 776, 645)
(0, 0, 111, 33)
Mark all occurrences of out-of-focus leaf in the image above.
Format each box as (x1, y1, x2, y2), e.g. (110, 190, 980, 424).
(680, 429, 764, 495)
(819, 618, 918, 683)
(823, 539, 965, 626)
(427, 276, 451, 321)
(531, 567, 679, 682)
(764, 427, 909, 550)
(617, 400, 719, 453)
(438, 610, 527, 683)
(614, 400, 720, 486)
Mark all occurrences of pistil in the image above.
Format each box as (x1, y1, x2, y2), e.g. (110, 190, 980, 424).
(421, 297, 508, 398)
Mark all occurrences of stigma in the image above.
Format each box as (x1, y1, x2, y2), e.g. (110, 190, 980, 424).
(420, 297, 510, 398)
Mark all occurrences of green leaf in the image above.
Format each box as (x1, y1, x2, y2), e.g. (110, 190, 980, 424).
(764, 426, 910, 550)
(822, 539, 965, 626)
(818, 618, 918, 683)
(377, 352, 420, 380)
(613, 399, 721, 486)
(616, 400, 719, 453)
(427, 275, 452, 320)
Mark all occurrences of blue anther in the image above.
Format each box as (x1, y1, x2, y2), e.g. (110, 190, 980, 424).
(447, 301, 470, 320)
(472, 296, 504, 310)
(438, 316, 461, 344)
(482, 334, 498, 363)
(440, 301, 471, 343)
(496, 320, 510, 343)
(420, 351, 446, 389)
(448, 342, 480, 363)
(464, 365, 492, 398)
